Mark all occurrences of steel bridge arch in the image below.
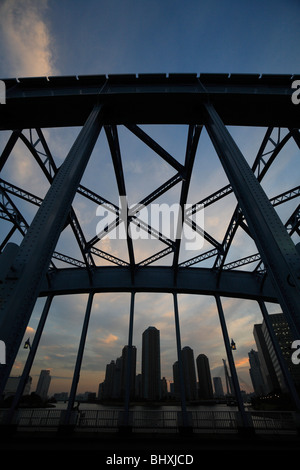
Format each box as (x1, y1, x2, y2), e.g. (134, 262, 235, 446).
(0, 73, 300, 426)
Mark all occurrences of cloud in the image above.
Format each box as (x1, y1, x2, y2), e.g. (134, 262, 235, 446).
(25, 326, 35, 335)
(102, 333, 118, 345)
(0, 0, 58, 77)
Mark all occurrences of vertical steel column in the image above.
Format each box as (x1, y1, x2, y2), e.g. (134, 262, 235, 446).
(3, 295, 53, 423)
(215, 295, 251, 430)
(0, 103, 103, 397)
(204, 103, 300, 338)
(258, 300, 300, 411)
(64, 293, 94, 424)
(173, 293, 189, 426)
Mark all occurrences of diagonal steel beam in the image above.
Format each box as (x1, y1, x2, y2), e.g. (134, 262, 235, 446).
(0, 130, 22, 172)
(0, 103, 104, 396)
(290, 128, 300, 150)
(125, 124, 184, 173)
(17, 129, 97, 269)
(204, 102, 300, 338)
(105, 125, 135, 270)
(213, 127, 296, 272)
(173, 125, 202, 271)
(88, 173, 182, 248)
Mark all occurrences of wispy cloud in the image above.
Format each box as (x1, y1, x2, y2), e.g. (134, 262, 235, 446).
(102, 333, 119, 345)
(0, 0, 58, 77)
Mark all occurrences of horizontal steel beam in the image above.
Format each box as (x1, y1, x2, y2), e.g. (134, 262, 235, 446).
(1, 73, 299, 129)
(40, 266, 278, 302)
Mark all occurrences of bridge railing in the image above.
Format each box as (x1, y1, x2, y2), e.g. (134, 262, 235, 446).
(0, 408, 298, 434)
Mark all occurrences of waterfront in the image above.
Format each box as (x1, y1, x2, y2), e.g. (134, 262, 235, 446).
(52, 401, 241, 412)
(1, 400, 299, 462)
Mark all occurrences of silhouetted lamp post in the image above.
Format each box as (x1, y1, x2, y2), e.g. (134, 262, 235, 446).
(24, 338, 31, 351)
(231, 339, 236, 350)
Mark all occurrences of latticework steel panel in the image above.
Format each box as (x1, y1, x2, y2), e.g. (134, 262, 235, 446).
(0, 73, 300, 427)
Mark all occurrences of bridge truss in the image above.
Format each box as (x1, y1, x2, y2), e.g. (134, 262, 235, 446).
(0, 73, 300, 429)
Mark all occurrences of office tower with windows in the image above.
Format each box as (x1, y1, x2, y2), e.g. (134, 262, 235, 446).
(248, 349, 266, 396)
(182, 346, 197, 401)
(142, 326, 161, 400)
(172, 361, 180, 398)
(254, 313, 300, 394)
(196, 354, 214, 399)
(35, 369, 51, 401)
(103, 360, 116, 399)
(213, 377, 224, 398)
(253, 323, 279, 393)
(121, 345, 137, 399)
(113, 356, 123, 399)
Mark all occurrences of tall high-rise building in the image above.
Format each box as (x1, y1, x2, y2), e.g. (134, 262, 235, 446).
(113, 356, 122, 399)
(103, 360, 116, 399)
(35, 370, 51, 401)
(213, 377, 224, 397)
(172, 361, 180, 398)
(196, 354, 213, 400)
(181, 346, 197, 401)
(161, 377, 168, 399)
(135, 374, 142, 399)
(253, 323, 279, 393)
(121, 345, 137, 399)
(248, 349, 266, 396)
(142, 326, 161, 400)
(254, 313, 300, 394)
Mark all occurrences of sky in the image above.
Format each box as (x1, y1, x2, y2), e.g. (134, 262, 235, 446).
(0, 0, 299, 399)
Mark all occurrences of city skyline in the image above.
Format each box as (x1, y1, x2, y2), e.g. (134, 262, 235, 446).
(0, 0, 299, 401)
(7, 311, 299, 405)
(101, 327, 218, 401)
(12, 302, 295, 398)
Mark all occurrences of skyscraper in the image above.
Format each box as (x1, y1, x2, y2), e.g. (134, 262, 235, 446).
(196, 354, 213, 400)
(172, 361, 180, 398)
(103, 360, 116, 399)
(213, 377, 224, 398)
(142, 326, 161, 401)
(254, 313, 300, 394)
(35, 369, 51, 401)
(113, 356, 122, 399)
(181, 346, 197, 401)
(253, 322, 278, 394)
(121, 345, 137, 399)
(248, 349, 266, 396)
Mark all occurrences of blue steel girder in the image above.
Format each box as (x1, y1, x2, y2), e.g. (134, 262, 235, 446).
(1, 73, 299, 129)
(38, 265, 278, 302)
(104, 124, 135, 272)
(0, 103, 104, 394)
(172, 125, 202, 273)
(204, 102, 300, 339)
(1, 128, 97, 270)
(213, 127, 296, 272)
(0, 73, 299, 402)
